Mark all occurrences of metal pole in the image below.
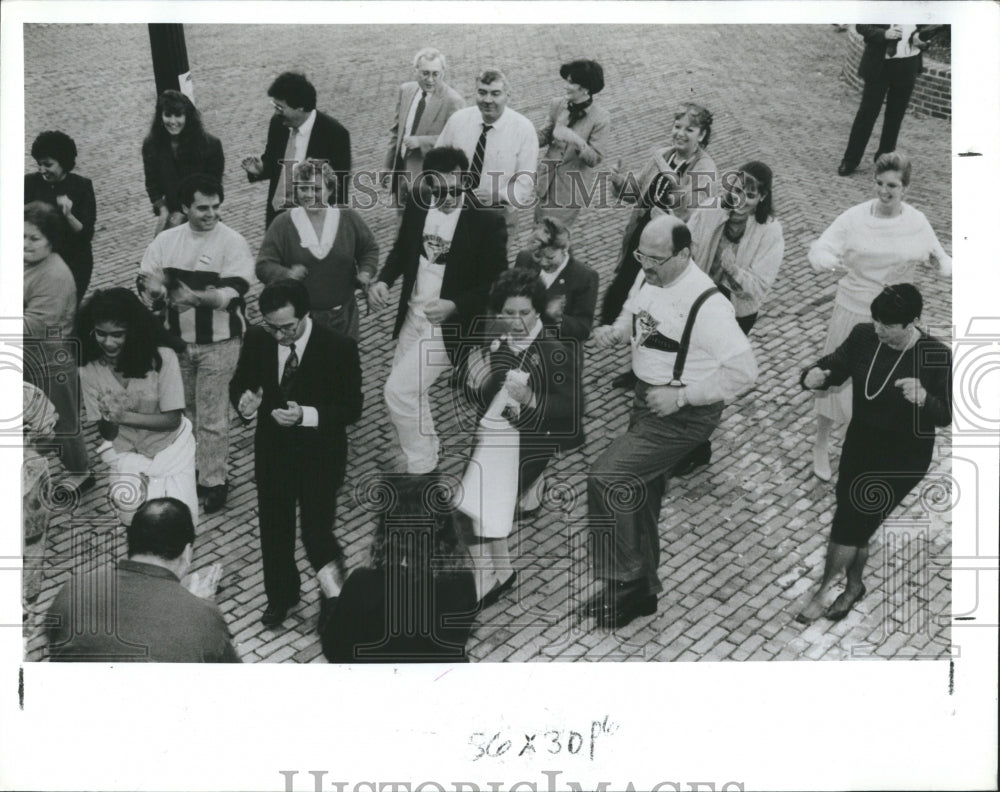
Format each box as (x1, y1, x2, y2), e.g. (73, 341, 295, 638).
(148, 23, 194, 102)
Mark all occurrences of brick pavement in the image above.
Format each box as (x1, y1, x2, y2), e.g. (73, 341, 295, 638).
(21, 24, 953, 663)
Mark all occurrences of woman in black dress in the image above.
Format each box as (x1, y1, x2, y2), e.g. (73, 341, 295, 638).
(25, 131, 97, 300)
(141, 89, 224, 236)
(796, 284, 951, 624)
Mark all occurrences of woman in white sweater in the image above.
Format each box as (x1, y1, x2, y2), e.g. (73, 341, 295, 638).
(807, 152, 951, 481)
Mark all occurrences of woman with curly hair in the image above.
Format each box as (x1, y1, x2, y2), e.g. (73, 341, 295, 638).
(142, 89, 225, 236)
(76, 287, 197, 526)
(321, 474, 477, 663)
(25, 130, 97, 299)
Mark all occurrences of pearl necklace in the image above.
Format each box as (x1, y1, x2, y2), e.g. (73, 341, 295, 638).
(864, 330, 917, 400)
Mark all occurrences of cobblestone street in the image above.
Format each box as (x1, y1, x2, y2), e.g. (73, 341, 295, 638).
(21, 23, 953, 663)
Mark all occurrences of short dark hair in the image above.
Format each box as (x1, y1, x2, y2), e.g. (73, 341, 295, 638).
(871, 283, 922, 326)
(475, 69, 508, 89)
(177, 173, 224, 207)
(259, 279, 310, 319)
(31, 130, 78, 171)
(127, 497, 195, 560)
(268, 71, 317, 112)
(535, 217, 570, 250)
(670, 221, 693, 257)
(489, 267, 547, 315)
(24, 200, 68, 254)
(422, 146, 469, 174)
(559, 59, 605, 95)
(674, 102, 714, 149)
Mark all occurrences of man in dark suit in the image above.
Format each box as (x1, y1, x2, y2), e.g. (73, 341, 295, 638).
(838, 24, 946, 176)
(230, 280, 363, 628)
(47, 498, 240, 663)
(514, 217, 598, 343)
(383, 47, 464, 210)
(241, 71, 352, 227)
(368, 146, 507, 475)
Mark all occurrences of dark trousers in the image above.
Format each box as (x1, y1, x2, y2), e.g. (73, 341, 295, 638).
(257, 444, 347, 607)
(588, 382, 723, 595)
(843, 56, 921, 167)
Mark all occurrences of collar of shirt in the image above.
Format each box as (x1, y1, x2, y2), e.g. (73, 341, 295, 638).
(424, 200, 464, 237)
(119, 558, 180, 582)
(294, 108, 317, 140)
(504, 317, 544, 353)
(539, 252, 570, 287)
(278, 315, 314, 370)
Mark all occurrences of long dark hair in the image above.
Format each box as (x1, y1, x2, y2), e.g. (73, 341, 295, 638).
(365, 475, 471, 574)
(144, 90, 212, 165)
(76, 288, 184, 378)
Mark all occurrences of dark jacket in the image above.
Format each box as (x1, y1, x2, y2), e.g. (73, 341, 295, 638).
(856, 24, 947, 81)
(141, 132, 225, 214)
(514, 250, 599, 342)
(249, 111, 351, 226)
(229, 322, 363, 476)
(24, 171, 96, 298)
(377, 198, 508, 364)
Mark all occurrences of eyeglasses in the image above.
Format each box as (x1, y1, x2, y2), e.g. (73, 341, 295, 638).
(429, 186, 462, 199)
(633, 249, 676, 268)
(263, 317, 302, 336)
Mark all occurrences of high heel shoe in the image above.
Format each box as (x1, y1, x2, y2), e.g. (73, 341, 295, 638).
(824, 585, 866, 622)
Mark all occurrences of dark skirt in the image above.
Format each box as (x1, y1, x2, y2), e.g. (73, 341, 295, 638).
(831, 421, 934, 547)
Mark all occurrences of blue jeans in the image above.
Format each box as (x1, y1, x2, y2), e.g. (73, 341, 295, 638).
(178, 336, 241, 487)
(588, 381, 723, 595)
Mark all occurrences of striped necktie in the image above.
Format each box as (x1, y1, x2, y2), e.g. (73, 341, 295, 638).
(469, 123, 493, 189)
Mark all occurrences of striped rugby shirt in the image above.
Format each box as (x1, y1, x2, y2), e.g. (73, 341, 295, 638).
(140, 221, 255, 345)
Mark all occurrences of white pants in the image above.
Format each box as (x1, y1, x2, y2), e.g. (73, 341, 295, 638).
(383, 311, 452, 474)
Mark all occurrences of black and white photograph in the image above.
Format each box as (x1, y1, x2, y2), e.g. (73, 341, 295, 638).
(1, 2, 997, 791)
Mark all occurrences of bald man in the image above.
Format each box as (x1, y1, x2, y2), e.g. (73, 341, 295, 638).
(586, 215, 758, 629)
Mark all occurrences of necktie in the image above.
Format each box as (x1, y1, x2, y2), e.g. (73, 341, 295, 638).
(273, 128, 298, 211)
(409, 91, 427, 137)
(280, 342, 298, 399)
(469, 123, 493, 189)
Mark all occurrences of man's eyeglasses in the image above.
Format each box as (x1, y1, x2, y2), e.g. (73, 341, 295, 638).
(263, 318, 302, 336)
(429, 187, 462, 200)
(633, 249, 676, 268)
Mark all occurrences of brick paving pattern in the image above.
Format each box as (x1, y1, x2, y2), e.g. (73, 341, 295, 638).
(21, 24, 953, 663)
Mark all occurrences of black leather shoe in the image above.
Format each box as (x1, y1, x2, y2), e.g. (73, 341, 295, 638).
(837, 159, 856, 177)
(673, 442, 712, 477)
(261, 600, 297, 628)
(203, 483, 229, 514)
(611, 370, 638, 390)
(479, 571, 517, 609)
(824, 585, 866, 622)
(597, 592, 657, 630)
(581, 579, 644, 618)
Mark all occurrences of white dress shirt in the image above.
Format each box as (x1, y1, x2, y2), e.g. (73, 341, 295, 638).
(436, 106, 539, 207)
(277, 315, 319, 427)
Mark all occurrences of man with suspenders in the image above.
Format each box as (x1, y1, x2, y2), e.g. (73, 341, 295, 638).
(587, 214, 758, 628)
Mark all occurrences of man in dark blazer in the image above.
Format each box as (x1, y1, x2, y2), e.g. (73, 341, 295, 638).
(383, 47, 465, 209)
(368, 146, 507, 475)
(230, 280, 363, 628)
(241, 71, 352, 227)
(514, 217, 599, 343)
(838, 24, 947, 176)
